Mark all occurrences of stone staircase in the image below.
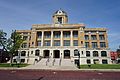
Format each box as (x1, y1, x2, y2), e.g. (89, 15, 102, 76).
(27, 58, 35, 64)
(22, 58, 78, 70)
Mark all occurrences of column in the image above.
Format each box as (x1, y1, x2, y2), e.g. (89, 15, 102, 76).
(61, 31, 63, 46)
(31, 31, 37, 47)
(51, 31, 53, 47)
(104, 33, 108, 48)
(41, 31, 44, 46)
(70, 30, 73, 46)
(96, 32, 100, 48)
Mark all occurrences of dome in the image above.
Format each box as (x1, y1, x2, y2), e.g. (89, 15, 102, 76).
(53, 9, 67, 16)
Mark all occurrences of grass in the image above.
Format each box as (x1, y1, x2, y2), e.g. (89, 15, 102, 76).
(0, 63, 29, 67)
(80, 64, 120, 69)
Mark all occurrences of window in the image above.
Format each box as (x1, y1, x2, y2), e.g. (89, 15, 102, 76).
(81, 41, 83, 44)
(44, 40, 51, 46)
(21, 59, 25, 63)
(63, 31, 70, 38)
(29, 36, 31, 40)
(86, 51, 90, 57)
(64, 40, 70, 46)
(85, 35, 89, 40)
(74, 50, 79, 56)
(37, 41, 41, 46)
(91, 35, 97, 40)
(21, 43, 27, 48)
(101, 51, 107, 57)
(21, 51, 26, 56)
(93, 51, 99, 57)
(100, 42, 106, 48)
(73, 40, 78, 46)
(99, 35, 105, 40)
(35, 50, 40, 56)
(102, 60, 108, 64)
(87, 59, 91, 64)
(58, 17, 62, 24)
(85, 42, 89, 48)
(73, 31, 78, 38)
(92, 42, 98, 48)
(54, 31, 60, 38)
(44, 32, 51, 38)
(37, 32, 42, 38)
(54, 40, 60, 46)
(27, 51, 29, 57)
(32, 42, 34, 45)
(81, 51, 84, 55)
(31, 51, 33, 54)
(23, 36, 28, 40)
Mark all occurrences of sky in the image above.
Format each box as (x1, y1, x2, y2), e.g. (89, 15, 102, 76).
(0, 0, 120, 51)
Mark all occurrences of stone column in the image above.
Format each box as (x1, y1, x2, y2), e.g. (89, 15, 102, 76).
(71, 30, 73, 46)
(41, 31, 44, 46)
(31, 30, 37, 47)
(51, 31, 53, 47)
(61, 31, 63, 46)
(96, 31, 100, 48)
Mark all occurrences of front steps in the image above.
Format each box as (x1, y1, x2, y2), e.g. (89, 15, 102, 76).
(22, 58, 78, 70)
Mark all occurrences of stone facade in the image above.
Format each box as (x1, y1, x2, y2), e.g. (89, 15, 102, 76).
(14, 9, 111, 65)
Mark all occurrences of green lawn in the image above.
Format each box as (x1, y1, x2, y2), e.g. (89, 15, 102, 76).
(0, 63, 29, 67)
(80, 64, 120, 69)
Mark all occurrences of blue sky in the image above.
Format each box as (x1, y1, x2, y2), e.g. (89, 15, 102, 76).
(0, 0, 120, 51)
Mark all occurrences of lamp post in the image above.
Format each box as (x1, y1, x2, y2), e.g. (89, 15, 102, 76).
(78, 50, 80, 69)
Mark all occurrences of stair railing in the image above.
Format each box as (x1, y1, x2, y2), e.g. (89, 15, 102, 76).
(46, 57, 49, 66)
(53, 58, 55, 66)
(59, 57, 62, 66)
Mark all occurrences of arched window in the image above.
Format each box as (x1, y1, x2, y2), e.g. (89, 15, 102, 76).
(93, 51, 99, 57)
(86, 51, 90, 57)
(101, 51, 107, 57)
(35, 50, 40, 56)
(21, 51, 26, 56)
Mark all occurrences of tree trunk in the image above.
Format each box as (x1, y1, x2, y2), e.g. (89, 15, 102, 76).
(10, 53, 13, 66)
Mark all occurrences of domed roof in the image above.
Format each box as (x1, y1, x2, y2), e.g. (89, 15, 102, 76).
(53, 9, 67, 16)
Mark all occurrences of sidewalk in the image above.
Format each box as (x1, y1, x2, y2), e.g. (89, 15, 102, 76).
(0, 67, 120, 72)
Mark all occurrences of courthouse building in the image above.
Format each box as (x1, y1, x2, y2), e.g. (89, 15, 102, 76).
(15, 9, 111, 65)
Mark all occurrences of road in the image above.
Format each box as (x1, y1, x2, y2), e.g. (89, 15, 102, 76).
(0, 70, 120, 80)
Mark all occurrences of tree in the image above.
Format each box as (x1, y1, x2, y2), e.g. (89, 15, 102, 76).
(0, 30, 8, 63)
(0, 30, 7, 49)
(7, 30, 23, 65)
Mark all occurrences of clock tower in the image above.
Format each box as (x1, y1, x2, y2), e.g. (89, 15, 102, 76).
(53, 9, 68, 24)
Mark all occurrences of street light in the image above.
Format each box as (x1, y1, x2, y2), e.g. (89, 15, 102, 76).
(78, 50, 80, 69)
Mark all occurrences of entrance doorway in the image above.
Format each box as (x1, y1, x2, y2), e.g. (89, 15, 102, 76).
(64, 50, 70, 59)
(53, 50, 60, 58)
(43, 50, 50, 58)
